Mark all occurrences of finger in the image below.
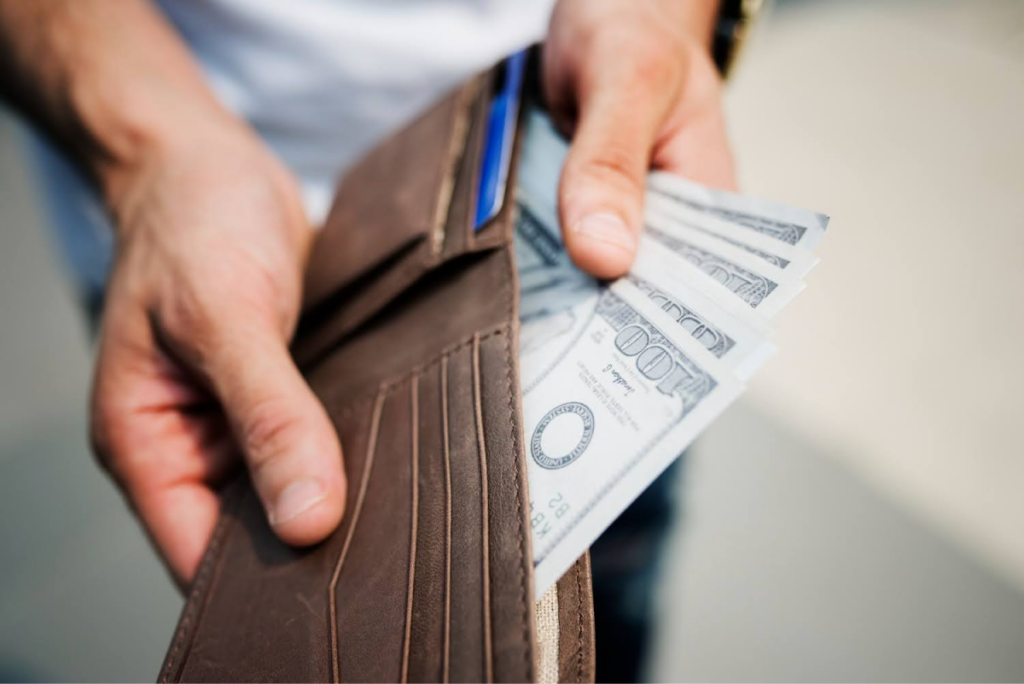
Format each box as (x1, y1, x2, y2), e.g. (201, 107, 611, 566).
(653, 105, 738, 192)
(558, 49, 681, 278)
(203, 322, 346, 548)
(135, 479, 222, 588)
(92, 316, 240, 584)
(94, 408, 228, 584)
(93, 400, 234, 585)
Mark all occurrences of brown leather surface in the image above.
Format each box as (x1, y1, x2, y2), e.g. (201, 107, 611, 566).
(294, 75, 492, 370)
(159, 62, 594, 683)
(301, 80, 474, 311)
(556, 555, 597, 684)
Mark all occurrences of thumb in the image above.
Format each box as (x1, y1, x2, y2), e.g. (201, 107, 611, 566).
(558, 56, 678, 279)
(207, 322, 346, 546)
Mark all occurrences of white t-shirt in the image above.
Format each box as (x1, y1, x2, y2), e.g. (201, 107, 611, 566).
(28, 0, 556, 299)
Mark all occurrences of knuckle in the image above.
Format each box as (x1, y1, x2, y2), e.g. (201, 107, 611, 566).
(159, 256, 293, 358)
(629, 42, 682, 90)
(578, 146, 646, 197)
(162, 278, 225, 342)
(587, 25, 683, 92)
(241, 400, 304, 472)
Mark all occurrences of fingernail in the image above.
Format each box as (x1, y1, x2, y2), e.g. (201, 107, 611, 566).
(572, 213, 636, 252)
(270, 478, 326, 526)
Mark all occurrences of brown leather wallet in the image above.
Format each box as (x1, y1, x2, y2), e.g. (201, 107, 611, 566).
(158, 60, 596, 684)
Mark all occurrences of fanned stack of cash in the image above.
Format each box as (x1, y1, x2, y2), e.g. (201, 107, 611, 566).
(514, 110, 830, 597)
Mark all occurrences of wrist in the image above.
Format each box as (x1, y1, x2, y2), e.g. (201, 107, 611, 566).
(73, 76, 236, 209)
(101, 111, 312, 261)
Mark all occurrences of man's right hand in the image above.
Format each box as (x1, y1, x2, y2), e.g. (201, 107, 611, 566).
(90, 118, 347, 585)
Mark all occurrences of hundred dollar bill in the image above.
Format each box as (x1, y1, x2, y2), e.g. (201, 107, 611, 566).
(515, 203, 590, 326)
(522, 282, 744, 597)
(643, 209, 805, 319)
(647, 170, 830, 252)
(515, 189, 774, 382)
(631, 237, 776, 381)
(515, 192, 600, 391)
(645, 193, 820, 277)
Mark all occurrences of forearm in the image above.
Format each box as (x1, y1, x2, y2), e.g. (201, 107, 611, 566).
(0, 0, 235, 205)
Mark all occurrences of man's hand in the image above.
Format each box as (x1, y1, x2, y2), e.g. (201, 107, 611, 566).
(0, 0, 345, 586)
(545, 0, 737, 278)
(91, 121, 346, 585)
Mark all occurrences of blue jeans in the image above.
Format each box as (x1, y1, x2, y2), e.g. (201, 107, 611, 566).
(589, 458, 683, 682)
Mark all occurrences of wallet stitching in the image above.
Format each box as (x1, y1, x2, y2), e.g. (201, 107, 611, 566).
(499, 281, 535, 681)
(400, 377, 421, 683)
(329, 389, 386, 682)
(160, 483, 241, 682)
(575, 560, 584, 683)
(472, 334, 494, 683)
(441, 356, 453, 684)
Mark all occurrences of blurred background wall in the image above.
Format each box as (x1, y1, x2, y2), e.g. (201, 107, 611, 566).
(1, 0, 1022, 680)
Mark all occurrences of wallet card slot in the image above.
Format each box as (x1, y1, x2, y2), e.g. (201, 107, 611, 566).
(402, 377, 421, 683)
(440, 356, 454, 683)
(473, 334, 496, 684)
(329, 391, 385, 682)
(297, 236, 537, 683)
(166, 394, 381, 683)
(443, 343, 489, 683)
(405, 363, 451, 683)
(439, 70, 490, 263)
(476, 328, 537, 682)
(430, 79, 481, 259)
(331, 383, 417, 683)
(466, 71, 529, 253)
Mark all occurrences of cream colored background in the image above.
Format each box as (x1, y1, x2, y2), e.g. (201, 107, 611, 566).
(733, 0, 1024, 596)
